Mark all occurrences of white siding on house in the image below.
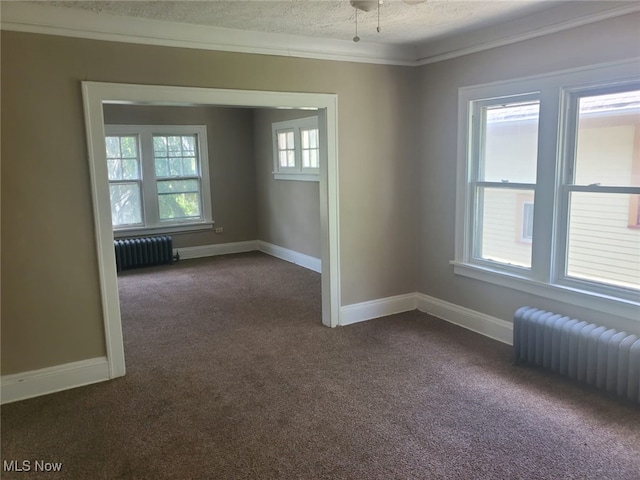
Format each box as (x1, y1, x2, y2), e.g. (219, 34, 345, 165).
(567, 113, 640, 290)
(480, 188, 533, 268)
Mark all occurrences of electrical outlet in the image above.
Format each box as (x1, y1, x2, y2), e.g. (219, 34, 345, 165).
(215, 227, 224, 234)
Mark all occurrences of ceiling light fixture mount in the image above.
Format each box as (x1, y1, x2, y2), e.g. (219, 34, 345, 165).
(350, 1, 382, 13)
(351, 1, 425, 42)
(351, 0, 382, 42)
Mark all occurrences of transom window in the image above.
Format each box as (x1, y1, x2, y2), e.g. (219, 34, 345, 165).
(105, 125, 212, 236)
(455, 62, 640, 316)
(272, 116, 320, 181)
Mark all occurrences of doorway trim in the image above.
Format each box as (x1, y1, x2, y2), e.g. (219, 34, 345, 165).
(82, 82, 340, 378)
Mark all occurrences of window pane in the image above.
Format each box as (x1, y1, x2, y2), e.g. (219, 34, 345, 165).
(105, 137, 120, 159)
(106, 136, 139, 181)
(120, 137, 137, 158)
(157, 179, 199, 194)
(168, 136, 182, 156)
(574, 90, 640, 187)
(567, 192, 640, 290)
(302, 128, 318, 148)
(482, 101, 539, 183)
(122, 159, 139, 180)
(182, 136, 196, 156)
(107, 159, 121, 181)
(109, 183, 142, 226)
(475, 187, 534, 268)
(287, 151, 295, 167)
(278, 131, 295, 151)
(310, 149, 319, 168)
(158, 193, 201, 220)
(302, 149, 319, 169)
(169, 157, 183, 176)
(182, 157, 197, 176)
(153, 136, 167, 157)
(155, 158, 169, 177)
(279, 151, 288, 168)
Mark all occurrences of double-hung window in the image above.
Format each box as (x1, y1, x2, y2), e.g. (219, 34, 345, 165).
(469, 94, 540, 269)
(105, 125, 213, 236)
(272, 116, 320, 181)
(560, 88, 640, 294)
(455, 61, 640, 318)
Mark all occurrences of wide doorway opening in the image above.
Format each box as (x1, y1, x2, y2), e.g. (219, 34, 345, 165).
(82, 82, 340, 378)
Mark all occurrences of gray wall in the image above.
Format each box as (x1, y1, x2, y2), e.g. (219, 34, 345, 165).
(254, 109, 321, 258)
(103, 105, 257, 249)
(416, 12, 640, 335)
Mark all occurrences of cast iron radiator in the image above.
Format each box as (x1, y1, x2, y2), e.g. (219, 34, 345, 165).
(513, 306, 640, 404)
(114, 236, 174, 272)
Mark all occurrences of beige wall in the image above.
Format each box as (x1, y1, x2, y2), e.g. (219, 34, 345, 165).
(3, 13, 636, 377)
(417, 12, 640, 335)
(1, 31, 418, 374)
(103, 104, 257, 248)
(253, 109, 321, 258)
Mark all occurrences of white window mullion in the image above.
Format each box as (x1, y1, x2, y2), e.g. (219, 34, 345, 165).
(532, 87, 562, 284)
(139, 131, 159, 227)
(553, 87, 579, 287)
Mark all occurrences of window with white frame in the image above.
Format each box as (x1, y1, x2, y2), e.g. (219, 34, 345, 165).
(455, 62, 640, 314)
(272, 116, 320, 181)
(105, 125, 213, 235)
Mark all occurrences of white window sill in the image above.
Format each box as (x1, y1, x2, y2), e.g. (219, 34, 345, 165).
(273, 172, 319, 182)
(113, 222, 214, 238)
(450, 260, 640, 321)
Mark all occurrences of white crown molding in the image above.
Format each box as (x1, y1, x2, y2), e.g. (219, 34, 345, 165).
(415, 2, 640, 65)
(0, 2, 416, 66)
(1, 2, 637, 66)
(3, 1, 638, 67)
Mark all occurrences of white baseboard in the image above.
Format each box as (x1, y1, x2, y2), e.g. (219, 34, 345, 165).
(174, 240, 258, 260)
(257, 241, 321, 273)
(339, 291, 513, 344)
(340, 293, 417, 326)
(1, 357, 111, 404)
(416, 293, 513, 345)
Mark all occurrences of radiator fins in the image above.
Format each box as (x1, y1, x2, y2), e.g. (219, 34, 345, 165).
(513, 306, 640, 404)
(114, 236, 173, 272)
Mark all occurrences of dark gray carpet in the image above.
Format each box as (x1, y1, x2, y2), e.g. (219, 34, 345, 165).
(2, 252, 639, 479)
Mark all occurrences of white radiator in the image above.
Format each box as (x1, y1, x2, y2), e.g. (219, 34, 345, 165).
(513, 306, 640, 404)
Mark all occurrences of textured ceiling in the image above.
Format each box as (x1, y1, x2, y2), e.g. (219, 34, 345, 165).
(42, 0, 563, 46)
